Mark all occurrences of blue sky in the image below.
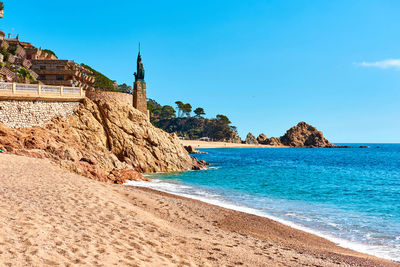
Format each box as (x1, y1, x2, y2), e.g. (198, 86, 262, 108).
(2, 0, 399, 142)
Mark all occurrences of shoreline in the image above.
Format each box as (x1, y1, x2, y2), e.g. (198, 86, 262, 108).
(1, 154, 397, 266)
(127, 179, 399, 263)
(127, 186, 398, 266)
(180, 140, 286, 148)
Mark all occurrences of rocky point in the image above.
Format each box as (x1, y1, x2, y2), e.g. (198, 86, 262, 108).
(0, 98, 207, 184)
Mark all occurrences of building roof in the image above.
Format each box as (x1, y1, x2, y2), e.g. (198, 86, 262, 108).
(20, 42, 35, 49)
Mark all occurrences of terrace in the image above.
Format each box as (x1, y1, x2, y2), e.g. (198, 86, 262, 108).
(0, 81, 85, 101)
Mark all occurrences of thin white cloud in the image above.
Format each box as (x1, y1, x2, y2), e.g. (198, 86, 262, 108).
(355, 59, 400, 70)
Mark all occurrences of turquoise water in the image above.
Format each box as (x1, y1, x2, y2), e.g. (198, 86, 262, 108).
(127, 144, 400, 261)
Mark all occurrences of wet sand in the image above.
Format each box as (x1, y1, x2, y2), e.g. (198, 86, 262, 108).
(0, 154, 397, 266)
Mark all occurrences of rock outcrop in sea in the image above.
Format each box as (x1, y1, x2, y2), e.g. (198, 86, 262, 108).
(279, 122, 336, 147)
(0, 99, 207, 183)
(256, 122, 340, 148)
(245, 133, 258, 144)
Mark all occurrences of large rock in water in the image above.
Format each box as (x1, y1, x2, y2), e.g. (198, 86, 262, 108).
(279, 122, 336, 148)
(0, 98, 206, 183)
(245, 133, 258, 144)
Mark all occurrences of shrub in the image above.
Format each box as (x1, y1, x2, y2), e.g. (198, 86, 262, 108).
(81, 63, 115, 91)
(0, 46, 9, 61)
(42, 49, 57, 58)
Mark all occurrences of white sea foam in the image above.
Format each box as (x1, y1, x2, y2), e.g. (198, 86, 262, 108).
(125, 179, 400, 262)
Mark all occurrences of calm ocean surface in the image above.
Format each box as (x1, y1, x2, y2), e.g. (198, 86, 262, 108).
(127, 144, 400, 261)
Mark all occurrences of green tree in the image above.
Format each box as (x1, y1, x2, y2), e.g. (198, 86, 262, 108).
(194, 107, 205, 118)
(182, 103, 192, 117)
(160, 105, 176, 119)
(175, 101, 184, 117)
(216, 114, 231, 125)
(118, 83, 132, 93)
(148, 99, 162, 120)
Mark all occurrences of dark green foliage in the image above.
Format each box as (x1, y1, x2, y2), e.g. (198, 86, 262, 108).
(216, 114, 231, 124)
(194, 107, 205, 117)
(174, 100, 192, 117)
(42, 49, 57, 58)
(81, 63, 115, 91)
(182, 103, 192, 117)
(149, 99, 236, 141)
(18, 68, 35, 82)
(161, 105, 176, 119)
(0, 2, 3, 10)
(0, 46, 9, 61)
(175, 101, 184, 117)
(148, 99, 176, 121)
(117, 83, 132, 94)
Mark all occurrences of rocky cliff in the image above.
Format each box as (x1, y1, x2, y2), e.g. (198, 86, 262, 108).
(257, 122, 339, 148)
(0, 98, 207, 183)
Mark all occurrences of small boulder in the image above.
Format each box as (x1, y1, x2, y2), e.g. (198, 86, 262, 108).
(107, 169, 151, 184)
(184, 145, 196, 154)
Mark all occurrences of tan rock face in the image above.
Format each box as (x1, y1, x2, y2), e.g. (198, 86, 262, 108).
(257, 133, 268, 144)
(279, 122, 336, 148)
(228, 132, 242, 143)
(267, 137, 282, 146)
(0, 98, 204, 183)
(245, 133, 258, 145)
(256, 122, 338, 147)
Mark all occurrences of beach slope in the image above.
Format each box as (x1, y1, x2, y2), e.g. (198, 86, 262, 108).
(0, 154, 396, 266)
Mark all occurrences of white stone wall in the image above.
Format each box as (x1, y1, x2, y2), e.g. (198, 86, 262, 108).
(0, 100, 79, 128)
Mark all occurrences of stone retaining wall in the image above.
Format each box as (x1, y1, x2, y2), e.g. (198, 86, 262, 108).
(86, 90, 133, 106)
(0, 100, 79, 128)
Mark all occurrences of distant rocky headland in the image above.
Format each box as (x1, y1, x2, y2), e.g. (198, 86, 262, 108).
(245, 122, 344, 148)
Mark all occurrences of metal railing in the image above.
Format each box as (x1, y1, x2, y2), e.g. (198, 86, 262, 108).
(0, 82, 85, 100)
(15, 83, 38, 91)
(0, 82, 13, 91)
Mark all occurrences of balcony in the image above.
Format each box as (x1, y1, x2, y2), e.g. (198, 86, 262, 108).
(33, 69, 79, 76)
(0, 82, 85, 101)
(38, 80, 73, 86)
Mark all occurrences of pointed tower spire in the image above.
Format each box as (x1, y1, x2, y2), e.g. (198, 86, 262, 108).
(134, 43, 145, 82)
(133, 42, 149, 119)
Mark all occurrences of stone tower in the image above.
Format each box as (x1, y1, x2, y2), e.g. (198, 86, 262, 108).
(133, 46, 149, 118)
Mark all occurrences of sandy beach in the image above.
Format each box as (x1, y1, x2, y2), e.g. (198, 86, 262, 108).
(0, 154, 397, 266)
(181, 140, 281, 149)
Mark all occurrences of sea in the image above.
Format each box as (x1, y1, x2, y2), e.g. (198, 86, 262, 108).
(126, 144, 400, 262)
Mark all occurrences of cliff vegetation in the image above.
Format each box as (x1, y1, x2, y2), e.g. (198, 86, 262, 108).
(147, 99, 241, 142)
(81, 63, 115, 91)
